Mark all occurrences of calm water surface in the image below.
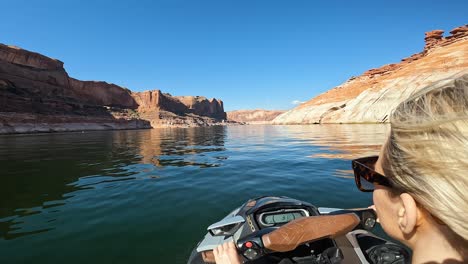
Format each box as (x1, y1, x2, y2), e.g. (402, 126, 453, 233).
(0, 125, 389, 264)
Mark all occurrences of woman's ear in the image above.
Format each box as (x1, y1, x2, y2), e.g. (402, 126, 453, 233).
(398, 193, 418, 235)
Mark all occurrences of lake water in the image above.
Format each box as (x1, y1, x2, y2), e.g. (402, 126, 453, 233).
(0, 124, 390, 264)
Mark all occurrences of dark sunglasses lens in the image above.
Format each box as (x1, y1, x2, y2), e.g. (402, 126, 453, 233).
(360, 173, 375, 191)
(353, 159, 378, 192)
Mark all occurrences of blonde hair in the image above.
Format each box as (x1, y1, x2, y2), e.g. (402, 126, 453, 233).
(382, 74, 468, 241)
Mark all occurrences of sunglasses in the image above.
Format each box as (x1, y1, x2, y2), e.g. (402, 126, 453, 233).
(352, 156, 392, 192)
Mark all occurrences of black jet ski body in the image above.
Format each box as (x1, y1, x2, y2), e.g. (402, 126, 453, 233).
(188, 196, 410, 264)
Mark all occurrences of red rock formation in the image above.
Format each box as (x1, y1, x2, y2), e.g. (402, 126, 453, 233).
(450, 25, 468, 36)
(274, 25, 468, 124)
(68, 78, 137, 108)
(176, 96, 226, 119)
(0, 46, 137, 116)
(132, 91, 226, 119)
(297, 25, 468, 108)
(132, 90, 188, 121)
(0, 44, 63, 70)
(424, 29, 444, 50)
(0, 44, 227, 133)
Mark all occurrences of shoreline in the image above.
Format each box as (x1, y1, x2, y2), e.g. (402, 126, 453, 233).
(0, 121, 391, 136)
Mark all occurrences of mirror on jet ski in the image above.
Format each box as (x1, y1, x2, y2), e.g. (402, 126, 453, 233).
(207, 215, 245, 236)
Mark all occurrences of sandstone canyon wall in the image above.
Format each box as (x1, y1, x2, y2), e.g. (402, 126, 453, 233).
(0, 44, 227, 134)
(227, 110, 285, 124)
(273, 25, 468, 124)
(131, 90, 226, 127)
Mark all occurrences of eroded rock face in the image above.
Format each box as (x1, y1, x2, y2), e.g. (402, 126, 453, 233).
(227, 110, 285, 124)
(424, 30, 445, 50)
(273, 25, 468, 125)
(0, 44, 227, 133)
(131, 91, 227, 128)
(68, 78, 137, 108)
(0, 44, 64, 70)
(450, 25, 468, 36)
(0, 45, 137, 115)
(0, 53, 150, 133)
(176, 96, 226, 119)
(132, 91, 226, 121)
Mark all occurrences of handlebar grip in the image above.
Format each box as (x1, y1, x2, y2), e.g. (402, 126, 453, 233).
(262, 213, 360, 252)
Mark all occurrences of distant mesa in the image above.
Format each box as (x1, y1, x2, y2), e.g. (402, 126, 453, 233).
(227, 110, 286, 124)
(273, 24, 468, 125)
(0, 44, 228, 134)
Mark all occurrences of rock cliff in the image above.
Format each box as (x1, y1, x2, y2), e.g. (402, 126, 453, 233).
(273, 25, 468, 124)
(131, 90, 226, 127)
(175, 96, 226, 120)
(227, 110, 285, 124)
(0, 44, 227, 133)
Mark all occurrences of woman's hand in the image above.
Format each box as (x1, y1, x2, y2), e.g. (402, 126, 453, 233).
(213, 241, 243, 264)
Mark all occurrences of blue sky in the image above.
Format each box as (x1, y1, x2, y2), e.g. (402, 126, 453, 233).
(1, 0, 467, 111)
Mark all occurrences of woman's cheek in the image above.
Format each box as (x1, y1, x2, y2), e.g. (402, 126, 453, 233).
(372, 189, 382, 213)
(373, 188, 399, 239)
(373, 190, 389, 226)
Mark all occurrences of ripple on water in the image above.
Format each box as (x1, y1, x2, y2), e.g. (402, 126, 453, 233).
(0, 125, 386, 263)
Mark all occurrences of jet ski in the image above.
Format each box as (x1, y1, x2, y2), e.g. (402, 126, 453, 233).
(188, 196, 410, 264)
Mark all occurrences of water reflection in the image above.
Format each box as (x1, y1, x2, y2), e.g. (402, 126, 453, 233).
(139, 126, 227, 167)
(0, 126, 227, 240)
(0, 125, 389, 264)
(333, 169, 355, 179)
(281, 124, 388, 159)
(0, 132, 128, 239)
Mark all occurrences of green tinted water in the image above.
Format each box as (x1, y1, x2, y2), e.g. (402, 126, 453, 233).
(0, 125, 389, 263)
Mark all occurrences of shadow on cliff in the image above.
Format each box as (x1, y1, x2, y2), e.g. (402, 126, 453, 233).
(0, 57, 152, 133)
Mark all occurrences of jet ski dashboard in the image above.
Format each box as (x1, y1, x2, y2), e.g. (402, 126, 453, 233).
(189, 196, 410, 264)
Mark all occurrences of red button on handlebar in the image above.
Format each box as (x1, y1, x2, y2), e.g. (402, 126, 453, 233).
(245, 241, 253, 248)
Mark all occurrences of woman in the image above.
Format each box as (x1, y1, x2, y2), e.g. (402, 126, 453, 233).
(214, 74, 468, 263)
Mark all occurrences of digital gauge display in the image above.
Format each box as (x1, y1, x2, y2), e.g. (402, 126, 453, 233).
(260, 210, 307, 226)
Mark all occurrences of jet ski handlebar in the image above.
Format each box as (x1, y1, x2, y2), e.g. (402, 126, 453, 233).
(262, 213, 360, 252)
(236, 208, 377, 261)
